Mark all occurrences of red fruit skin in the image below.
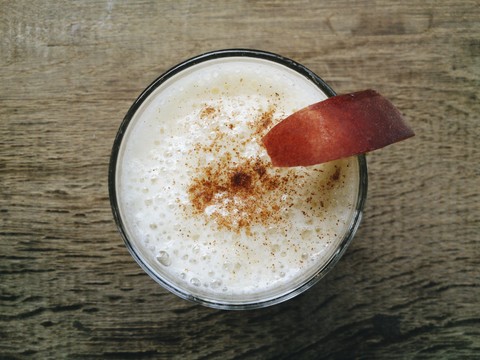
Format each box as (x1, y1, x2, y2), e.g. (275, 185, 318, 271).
(262, 89, 415, 167)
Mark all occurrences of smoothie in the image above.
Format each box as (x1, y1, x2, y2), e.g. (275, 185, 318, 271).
(110, 50, 366, 309)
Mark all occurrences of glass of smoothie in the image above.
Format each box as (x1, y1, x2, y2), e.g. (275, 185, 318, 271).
(109, 49, 368, 310)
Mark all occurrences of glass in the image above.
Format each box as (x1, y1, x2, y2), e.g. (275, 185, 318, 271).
(108, 49, 368, 310)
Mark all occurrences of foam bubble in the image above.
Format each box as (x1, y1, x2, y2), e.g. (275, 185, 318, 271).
(156, 251, 171, 266)
(210, 279, 222, 289)
(190, 277, 201, 287)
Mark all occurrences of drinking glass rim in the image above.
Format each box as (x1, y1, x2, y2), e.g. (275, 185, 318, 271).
(108, 49, 368, 310)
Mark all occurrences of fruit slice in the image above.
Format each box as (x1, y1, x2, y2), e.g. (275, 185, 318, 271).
(262, 89, 414, 167)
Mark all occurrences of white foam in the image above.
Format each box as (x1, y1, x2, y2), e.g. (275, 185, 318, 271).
(116, 57, 359, 303)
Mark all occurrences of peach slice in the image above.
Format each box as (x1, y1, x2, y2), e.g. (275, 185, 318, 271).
(262, 90, 414, 167)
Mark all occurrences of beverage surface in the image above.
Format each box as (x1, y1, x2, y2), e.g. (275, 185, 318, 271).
(116, 58, 360, 303)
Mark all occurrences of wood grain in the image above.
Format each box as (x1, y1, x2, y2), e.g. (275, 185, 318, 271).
(1, 0, 479, 358)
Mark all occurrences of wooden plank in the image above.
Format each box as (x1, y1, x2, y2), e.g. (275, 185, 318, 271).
(1, 0, 479, 358)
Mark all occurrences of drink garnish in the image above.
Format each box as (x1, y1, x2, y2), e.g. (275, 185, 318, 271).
(262, 89, 414, 167)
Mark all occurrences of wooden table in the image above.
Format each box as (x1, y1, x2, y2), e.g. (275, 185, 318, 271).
(1, 1, 479, 358)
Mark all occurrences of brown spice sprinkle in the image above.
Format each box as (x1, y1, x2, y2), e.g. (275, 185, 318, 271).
(200, 106, 217, 119)
(185, 104, 297, 233)
(256, 107, 275, 133)
(184, 104, 346, 234)
(231, 171, 252, 188)
(187, 155, 294, 233)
